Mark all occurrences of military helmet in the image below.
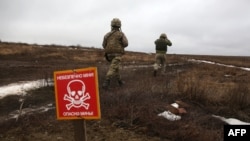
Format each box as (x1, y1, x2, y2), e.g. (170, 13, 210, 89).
(160, 33, 167, 38)
(111, 18, 121, 27)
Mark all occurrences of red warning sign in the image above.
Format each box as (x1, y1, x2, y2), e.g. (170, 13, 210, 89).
(53, 67, 101, 120)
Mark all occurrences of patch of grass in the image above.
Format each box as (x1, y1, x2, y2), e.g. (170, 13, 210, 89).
(1, 41, 250, 141)
(0, 95, 21, 116)
(226, 83, 250, 109)
(23, 86, 55, 108)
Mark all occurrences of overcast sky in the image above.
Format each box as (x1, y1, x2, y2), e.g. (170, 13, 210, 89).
(0, 0, 249, 56)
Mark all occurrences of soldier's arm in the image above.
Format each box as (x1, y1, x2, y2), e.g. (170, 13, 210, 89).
(154, 39, 159, 45)
(121, 33, 128, 47)
(166, 39, 172, 46)
(102, 34, 108, 48)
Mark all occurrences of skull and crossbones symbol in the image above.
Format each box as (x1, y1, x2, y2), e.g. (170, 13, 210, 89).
(64, 80, 90, 110)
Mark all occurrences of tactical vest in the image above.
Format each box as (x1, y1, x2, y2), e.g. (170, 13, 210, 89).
(105, 31, 125, 54)
(155, 38, 172, 53)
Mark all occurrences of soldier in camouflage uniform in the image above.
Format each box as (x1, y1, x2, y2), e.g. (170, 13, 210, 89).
(102, 18, 128, 89)
(153, 33, 172, 77)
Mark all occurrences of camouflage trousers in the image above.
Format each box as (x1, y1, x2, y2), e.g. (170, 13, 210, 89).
(105, 54, 122, 80)
(153, 53, 166, 72)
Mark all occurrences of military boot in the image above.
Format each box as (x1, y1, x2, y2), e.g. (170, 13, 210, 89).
(118, 79, 124, 86)
(102, 79, 110, 89)
(153, 70, 157, 77)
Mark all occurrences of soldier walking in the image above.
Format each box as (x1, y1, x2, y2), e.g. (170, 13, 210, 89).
(153, 33, 172, 76)
(102, 18, 128, 89)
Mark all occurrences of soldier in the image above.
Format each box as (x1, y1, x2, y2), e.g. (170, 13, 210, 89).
(153, 33, 172, 77)
(102, 18, 128, 89)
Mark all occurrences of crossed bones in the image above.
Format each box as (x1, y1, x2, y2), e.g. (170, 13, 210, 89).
(64, 93, 90, 110)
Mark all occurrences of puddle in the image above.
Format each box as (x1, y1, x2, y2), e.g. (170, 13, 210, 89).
(189, 59, 250, 71)
(8, 103, 55, 120)
(0, 79, 54, 121)
(212, 115, 250, 125)
(0, 79, 53, 99)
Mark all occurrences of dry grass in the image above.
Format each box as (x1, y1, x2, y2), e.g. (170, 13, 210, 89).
(0, 41, 250, 141)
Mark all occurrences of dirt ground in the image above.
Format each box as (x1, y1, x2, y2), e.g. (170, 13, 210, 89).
(0, 42, 250, 141)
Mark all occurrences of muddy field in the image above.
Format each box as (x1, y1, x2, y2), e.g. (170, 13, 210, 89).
(0, 42, 250, 141)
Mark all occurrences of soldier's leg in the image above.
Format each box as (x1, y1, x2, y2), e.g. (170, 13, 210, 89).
(153, 54, 161, 76)
(102, 56, 116, 89)
(112, 56, 124, 86)
(162, 54, 167, 73)
(103, 56, 122, 89)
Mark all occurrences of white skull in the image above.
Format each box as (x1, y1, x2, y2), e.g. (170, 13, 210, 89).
(67, 80, 86, 106)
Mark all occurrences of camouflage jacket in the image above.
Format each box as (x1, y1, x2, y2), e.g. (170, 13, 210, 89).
(102, 29, 128, 54)
(155, 38, 172, 54)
